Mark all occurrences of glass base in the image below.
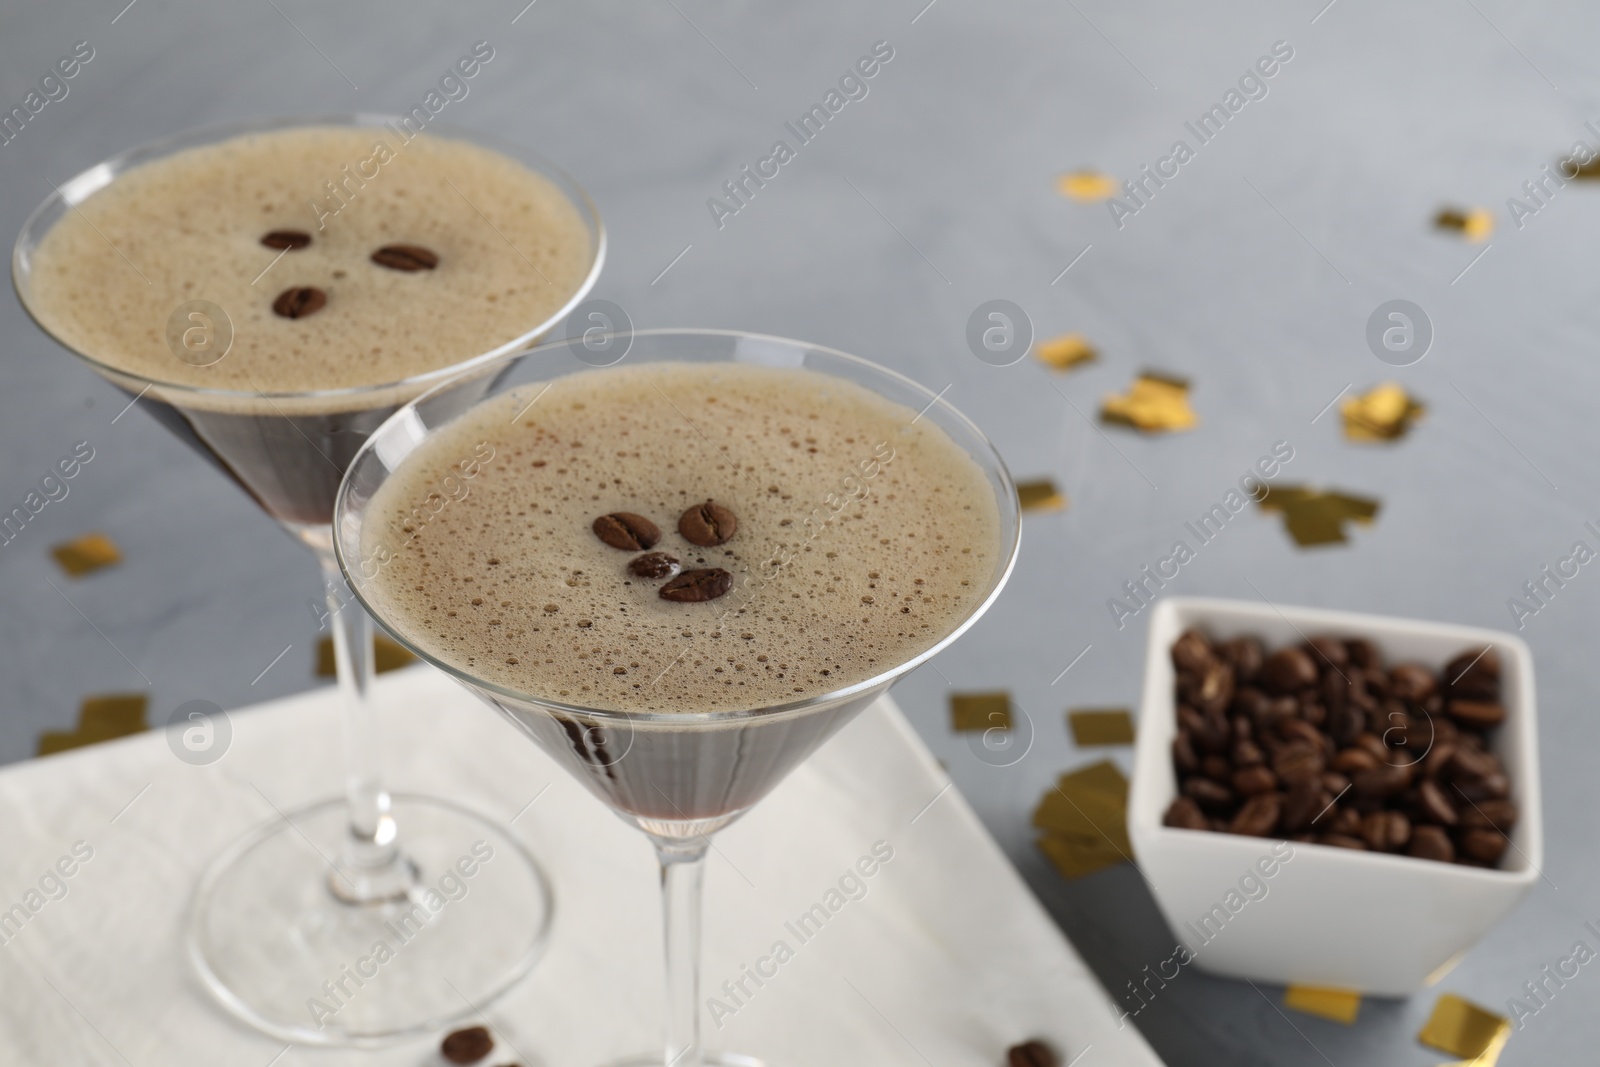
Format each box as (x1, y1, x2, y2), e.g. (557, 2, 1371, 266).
(605, 1055, 768, 1067)
(186, 793, 553, 1047)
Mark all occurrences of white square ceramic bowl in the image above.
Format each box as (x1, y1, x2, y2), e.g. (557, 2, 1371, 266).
(1127, 597, 1543, 996)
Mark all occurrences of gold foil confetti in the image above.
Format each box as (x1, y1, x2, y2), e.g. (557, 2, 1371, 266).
(1034, 332, 1098, 371)
(1033, 759, 1131, 879)
(1341, 382, 1426, 442)
(1057, 170, 1118, 201)
(1434, 206, 1493, 242)
(1258, 486, 1381, 547)
(1068, 708, 1135, 745)
(315, 634, 419, 678)
(38, 693, 148, 756)
(1017, 480, 1068, 514)
(51, 532, 122, 577)
(1284, 985, 1362, 1025)
(1417, 994, 1511, 1063)
(1101, 373, 1197, 433)
(950, 692, 1012, 732)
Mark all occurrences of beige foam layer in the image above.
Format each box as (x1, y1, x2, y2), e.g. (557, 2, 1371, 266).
(27, 125, 592, 415)
(361, 362, 1002, 714)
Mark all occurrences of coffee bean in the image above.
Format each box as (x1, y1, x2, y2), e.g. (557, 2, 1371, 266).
(261, 229, 311, 250)
(1281, 779, 1326, 831)
(441, 1026, 494, 1064)
(1455, 773, 1510, 803)
(1232, 765, 1278, 796)
(1262, 647, 1318, 693)
(1217, 637, 1264, 682)
(1163, 796, 1209, 830)
(593, 512, 661, 551)
(1355, 732, 1389, 762)
(1231, 714, 1254, 743)
(272, 286, 326, 319)
(1189, 661, 1235, 716)
(1201, 754, 1231, 782)
(1232, 739, 1265, 767)
(1352, 765, 1409, 800)
(1457, 827, 1508, 864)
(679, 500, 738, 546)
(1321, 772, 1349, 796)
(1408, 825, 1454, 862)
(1182, 707, 1229, 754)
(1229, 793, 1282, 836)
(1346, 638, 1382, 670)
(1421, 740, 1457, 780)
(1171, 629, 1214, 673)
(371, 243, 440, 271)
(1304, 635, 1349, 670)
(1172, 732, 1199, 774)
(1446, 648, 1500, 701)
(1416, 779, 1458, 826)
(628, 551, 680, 579)
(1361, 810, 1410, 852)
(1389, 663, 1436, 703)
(1183, 776, 1235, 812)
(1449, 747, 1500, 782)
(660, 567, 733, 603)
(1007, 1039, 1057, 1067)
(1232, 687, 1269, 721)
(1273, 743, 1324, 786)
(1448, 700, 1506, 730)
(1332, 747, 1380, 774)
(1320, 833, 1367, 850)
(1330, 807, 1363, 836)
(1461, 798, 1518, 832)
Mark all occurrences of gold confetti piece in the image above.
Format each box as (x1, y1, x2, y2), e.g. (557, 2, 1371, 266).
(950, 692, 1011, 732)
(315, 634, 419, 678)
(1258, 486, 1381, 547)
(1017, 479, 1068, 514)
(1417, 994, 1511, 1062)
(1057, 170, 1118, 201)
(1341, 382, 1426, 442)
(1036, 832, 1127, 880)
(1068, 708, 1135, 745)
(1434, 206, 1494, 242)
(1100, 372, 1197, 433)
(1034, 332, 1098, 371)
(1284, 985, 1362, 1025)
(1034, 759, 1130, 843)
(37, 693, 148, 756)
(50, 532, 122, 578)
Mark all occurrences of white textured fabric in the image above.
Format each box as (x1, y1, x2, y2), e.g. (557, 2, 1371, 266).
(0, 667, 1164, 1065)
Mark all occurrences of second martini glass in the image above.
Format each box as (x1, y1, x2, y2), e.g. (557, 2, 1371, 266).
(335, 330, 1021, 1066)
(12, 115, 605, 1044)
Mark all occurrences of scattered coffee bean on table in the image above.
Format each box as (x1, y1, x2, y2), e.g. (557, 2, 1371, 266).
(679, 500, 737, 546)
(1007, 1039, 1058, 1067)
(440, 1025, 494, 1064)
(271, 285, 326, 319)
(660, 567, 733, 603)
(260, 229, 311, 250)
(370, 243, 440, 271)
(1161, 629, 1515, 868)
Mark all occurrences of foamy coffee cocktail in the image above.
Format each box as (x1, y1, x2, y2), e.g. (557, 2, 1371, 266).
(356, 359, 1003, 820)
(22, 124, 596, 528)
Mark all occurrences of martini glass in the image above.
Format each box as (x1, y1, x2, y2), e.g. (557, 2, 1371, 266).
(334, 330, 1021, 1066)
(12, 115, 605, 1045)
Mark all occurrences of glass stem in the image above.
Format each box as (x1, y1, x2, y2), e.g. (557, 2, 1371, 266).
(316, 548, 414, 904)
(655, 837, 710, 1067)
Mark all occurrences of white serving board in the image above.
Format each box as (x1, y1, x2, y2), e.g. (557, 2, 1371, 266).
(0, 666, 1163, 1066)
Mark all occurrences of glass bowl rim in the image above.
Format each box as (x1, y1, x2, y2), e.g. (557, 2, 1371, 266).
(334, 327, 1023, 726)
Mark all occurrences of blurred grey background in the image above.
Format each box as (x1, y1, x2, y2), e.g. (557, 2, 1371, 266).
(1, 1, 1596, 1063)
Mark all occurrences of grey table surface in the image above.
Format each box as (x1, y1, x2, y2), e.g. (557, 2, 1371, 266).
(0, 1, 1596, 1064)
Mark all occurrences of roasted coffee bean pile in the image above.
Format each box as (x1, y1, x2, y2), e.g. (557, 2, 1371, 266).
(1161, 628, 1517, 867)
(591, 501, 737, 602)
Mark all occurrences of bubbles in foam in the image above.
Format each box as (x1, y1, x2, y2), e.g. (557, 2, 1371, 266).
(362, 362, 1002, 714)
